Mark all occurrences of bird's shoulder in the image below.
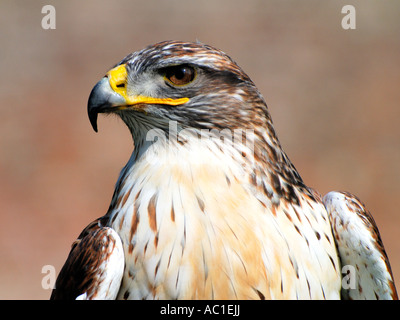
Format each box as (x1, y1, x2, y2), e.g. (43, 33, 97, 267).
(50, 216, 124, 300)
(323, 191, 397, 300)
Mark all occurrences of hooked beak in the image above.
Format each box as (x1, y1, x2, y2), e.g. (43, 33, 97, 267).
(87, 77, 125, 132)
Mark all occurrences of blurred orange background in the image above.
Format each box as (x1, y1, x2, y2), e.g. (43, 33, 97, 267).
(1, 1, 399, 299)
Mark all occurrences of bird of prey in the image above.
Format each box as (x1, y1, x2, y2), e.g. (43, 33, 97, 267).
(51, 40, 397, 300)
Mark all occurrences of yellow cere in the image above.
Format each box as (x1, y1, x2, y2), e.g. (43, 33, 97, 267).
(107, 64, 189, 106)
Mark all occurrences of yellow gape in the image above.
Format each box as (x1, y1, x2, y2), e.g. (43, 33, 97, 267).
(107, 64, 189, 106)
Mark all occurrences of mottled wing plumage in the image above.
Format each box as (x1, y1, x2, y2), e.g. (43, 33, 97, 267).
(51, 219, 124, 300)
(323, 191, 398, 300)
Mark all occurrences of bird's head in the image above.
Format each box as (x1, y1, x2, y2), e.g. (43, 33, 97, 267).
(88, 41, 272, 142)
(87, 41, 303, 193)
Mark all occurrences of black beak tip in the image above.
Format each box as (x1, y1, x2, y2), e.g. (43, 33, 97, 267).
(88, 109, 99, 132)
(87, 77, 117, 133)
(87, 79, 105, 133)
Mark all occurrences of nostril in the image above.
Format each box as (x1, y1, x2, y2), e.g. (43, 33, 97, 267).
(116, 83, 125, 88)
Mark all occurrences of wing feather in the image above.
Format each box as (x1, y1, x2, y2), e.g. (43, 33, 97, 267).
(323, 191, 397, 300)
(50, 218, 124, 300)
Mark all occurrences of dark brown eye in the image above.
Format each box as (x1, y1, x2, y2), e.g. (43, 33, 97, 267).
(165, 65, 195, 86)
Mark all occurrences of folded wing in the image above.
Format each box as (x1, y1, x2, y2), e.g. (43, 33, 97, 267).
(323, 191, 397, 300)
(50, 219, 124, 300)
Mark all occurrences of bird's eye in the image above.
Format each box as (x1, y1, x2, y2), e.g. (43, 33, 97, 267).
(164, 65, 196, 86)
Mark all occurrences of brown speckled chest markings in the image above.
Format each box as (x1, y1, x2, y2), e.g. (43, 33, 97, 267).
(103, 133, 341, 299)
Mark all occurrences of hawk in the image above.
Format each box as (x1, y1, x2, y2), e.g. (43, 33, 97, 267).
(51, 41, 397, 300)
